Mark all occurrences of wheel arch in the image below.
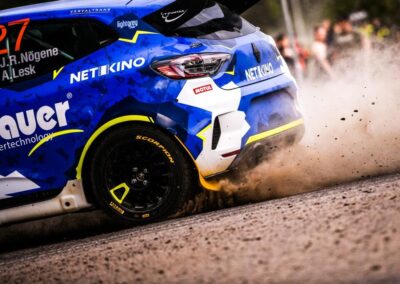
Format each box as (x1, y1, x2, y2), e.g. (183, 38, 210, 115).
(76, 115, 220, 203)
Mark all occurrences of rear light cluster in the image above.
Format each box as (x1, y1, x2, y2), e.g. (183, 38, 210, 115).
(152, 53, 231, 80)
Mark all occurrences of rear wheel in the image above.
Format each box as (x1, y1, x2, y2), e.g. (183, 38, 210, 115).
(87, 124, 193, 224)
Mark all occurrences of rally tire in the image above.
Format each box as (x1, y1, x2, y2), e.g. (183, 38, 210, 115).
(87, 124, 193, 224)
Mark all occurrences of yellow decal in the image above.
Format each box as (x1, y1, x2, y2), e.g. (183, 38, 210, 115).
(109, 183, 130, 204)
(136, 135, 175, 164)
(53, 66, 64, 80)
(109, 201, 125, 215)
(224, 66, 235, 76)
(76, 115, 153, 180)
(28, 129, 84, 157)
(196, 124, 212, 147)
(246, 119, 304, 145)
(119, 30, 159, 44)
(174, 135, 221, 192)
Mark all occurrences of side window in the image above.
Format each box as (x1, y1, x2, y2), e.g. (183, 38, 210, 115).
(143, 0, 256, 40)
(0, 18, 118, 88)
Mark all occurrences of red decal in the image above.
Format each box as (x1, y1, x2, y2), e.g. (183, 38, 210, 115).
(194, 84, 213, 95)
(0, 25, 7, 55)
(8, 18, 30, 52)
(0, 18, 30, 55)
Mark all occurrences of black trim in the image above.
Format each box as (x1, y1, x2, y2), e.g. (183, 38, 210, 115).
(252, 43, 262, 63)
(212, 117, 221, 150)
(216, 0, 260, 14)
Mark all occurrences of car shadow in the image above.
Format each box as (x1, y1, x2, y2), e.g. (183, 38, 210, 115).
(0, 210, 127, 254)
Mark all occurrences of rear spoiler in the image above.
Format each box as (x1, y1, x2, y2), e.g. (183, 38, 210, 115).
(216, 0, 260, 14)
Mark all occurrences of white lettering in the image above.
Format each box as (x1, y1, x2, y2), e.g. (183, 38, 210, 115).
(0, 101, 71, 140)
(55, 101, 70, 127)
(117, 20, 138, 29)
(0, 116, 19, 140)
(16, 110, 36, 136)
(36, 106, 57, 131)
(245, 63, 274, 82)
(69, 58, 146, 84)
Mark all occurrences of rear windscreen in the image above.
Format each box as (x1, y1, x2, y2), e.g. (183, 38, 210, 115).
(143, 0, 256, 40)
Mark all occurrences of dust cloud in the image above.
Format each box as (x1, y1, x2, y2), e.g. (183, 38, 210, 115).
(183, 46, 400, 213)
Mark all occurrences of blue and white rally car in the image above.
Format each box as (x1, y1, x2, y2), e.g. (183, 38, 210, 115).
(0, 0, 304, 225)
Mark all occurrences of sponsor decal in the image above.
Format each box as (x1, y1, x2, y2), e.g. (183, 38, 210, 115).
(112, 14, 141, 39)
(194, 84, 213, 95)
(1, 64, 36, 82)
(0, 133, 53, 152)
(161, 10, 188, 23)
(0, 48, 59, 69)
(136, 135, 175, 164)
(0, 18, 30, 56)
(245, 63, 274, 82)
(117, 20, 138, 30)
(0, 18, 39, 83)
(70, 57, 146, 84)
(109, 201, 125, 215)
(0, 101, 70, 143)
(0, 19, 61, 86)
(70, 8, 111, 15)
(0, 171, 40, 199)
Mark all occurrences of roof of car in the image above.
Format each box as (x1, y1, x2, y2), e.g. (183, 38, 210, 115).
(0, 0, 131, 17)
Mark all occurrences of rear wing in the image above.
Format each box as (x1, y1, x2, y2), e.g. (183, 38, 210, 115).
(217, 0, 260, 14)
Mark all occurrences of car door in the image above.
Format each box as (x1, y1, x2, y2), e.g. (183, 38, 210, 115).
(0, 15, 117, 208)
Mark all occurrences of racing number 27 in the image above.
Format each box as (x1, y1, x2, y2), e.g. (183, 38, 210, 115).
(0, 18, 30, 55)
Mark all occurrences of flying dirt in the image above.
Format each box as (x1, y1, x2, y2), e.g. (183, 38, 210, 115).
(216, 46, 400, 204)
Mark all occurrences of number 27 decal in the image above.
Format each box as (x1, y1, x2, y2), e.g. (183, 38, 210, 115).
(0, 18, 30, 55)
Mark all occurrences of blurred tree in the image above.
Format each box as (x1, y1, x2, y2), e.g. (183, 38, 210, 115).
(244, 0, 284, 32)
(322, 0, 400, 24)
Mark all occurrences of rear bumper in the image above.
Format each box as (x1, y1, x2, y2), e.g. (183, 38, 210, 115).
(203, 73, 305, 180)
(230, 118, 305, 170)
(189, 72, 303, 182)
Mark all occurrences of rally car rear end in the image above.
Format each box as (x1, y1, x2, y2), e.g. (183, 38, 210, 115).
(140, 0, 305, 177)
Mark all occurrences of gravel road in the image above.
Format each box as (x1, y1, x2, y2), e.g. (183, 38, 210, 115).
(0, 175, 399, 284)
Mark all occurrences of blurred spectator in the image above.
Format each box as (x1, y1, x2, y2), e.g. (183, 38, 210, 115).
(309, 25, 335, 80)
(321, 19, 336, 64)
(322, 19, 335, 47)
(276, 33, 309, 77)
(372, 18, 391, 42)
(274, 13, 397, 82)
(362, 18, 392, 49)
(296, 40, 310, 75)
(333, 17, 364, 61)
(276, 33, 296, 73)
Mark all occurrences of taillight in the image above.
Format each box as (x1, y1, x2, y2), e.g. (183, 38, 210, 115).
(152, 53, 231, 80)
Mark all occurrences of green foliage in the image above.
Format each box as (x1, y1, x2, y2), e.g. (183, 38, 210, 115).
(264, 0, 284, 26)
(323, 0, 400, 24)
(245, 0, 283, 28)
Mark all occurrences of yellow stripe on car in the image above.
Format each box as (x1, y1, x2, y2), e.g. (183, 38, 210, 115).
(246, 118, 304, 145)
(53, 66, 64, 80)
(224, 66, 235, 76)
(28, 129, 84, 157)
(196, 124, 212, 147)
(119, 30, 159, 44)
(174, 135, 221, 192)
(76, 115, 153, 180)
